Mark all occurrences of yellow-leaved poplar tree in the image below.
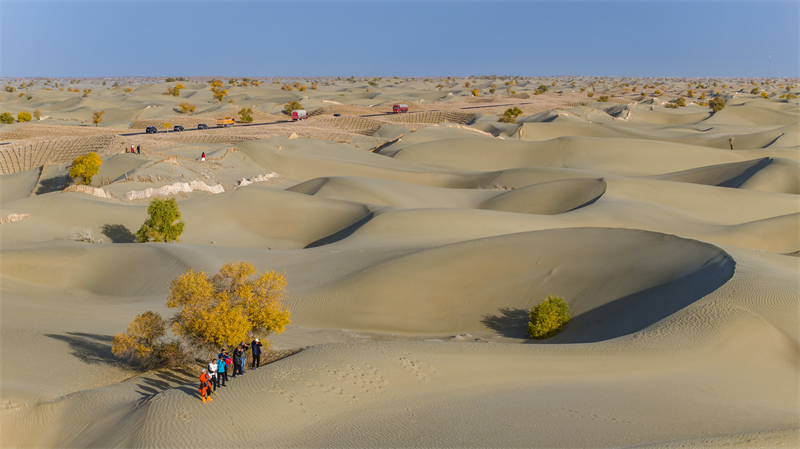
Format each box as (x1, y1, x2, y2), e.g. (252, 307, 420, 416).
(167, 262, 291, 353)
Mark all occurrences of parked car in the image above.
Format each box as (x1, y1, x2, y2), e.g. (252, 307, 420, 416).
(173, 125, 185, 132)
(291, 110, 308, 121)
(197, 123, 208, 130)
(392, 104, 409, 113)
(333, 113, 341, 117)
(145, 126, 158, 134)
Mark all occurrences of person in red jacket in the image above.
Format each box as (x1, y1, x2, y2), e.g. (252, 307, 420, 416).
(199, 369, 213, 403)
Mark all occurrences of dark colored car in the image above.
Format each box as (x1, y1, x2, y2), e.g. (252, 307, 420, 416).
(145, 126, 157, 134)
(333, 113, 341, 117)
(173, 125, 185, 132)
(197, 123, 208, 130)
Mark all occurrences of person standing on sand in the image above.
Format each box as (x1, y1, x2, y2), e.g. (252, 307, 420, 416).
(240, 341, 250, 374)
(207, 358, 219, 395)
(232, 345, 242, 377)
(251, 338, 262, 370)
(199, 369, 213, 403)
(217, 354, 227, 387)
(136, 145, 140, 155)
(131, 144, 134, 154)
(201, 152, 205, 162)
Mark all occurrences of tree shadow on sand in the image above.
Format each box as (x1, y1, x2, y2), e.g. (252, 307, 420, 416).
(101, 224, 136, 243)
(481, 308, 530, 338)
(35, 174, 70, 195)
(45, 332, 129, 368)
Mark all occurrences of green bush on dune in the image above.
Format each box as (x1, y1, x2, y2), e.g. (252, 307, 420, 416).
(135, 198, 185, 243)
(527, 295, 571, 339)
(0, 112, 14, 124)
(284, 101, 303, 114)
(17, 111, 32, 122)
(498, 107, 523, 124)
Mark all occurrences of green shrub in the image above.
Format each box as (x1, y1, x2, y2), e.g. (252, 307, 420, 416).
(587, 92, 594, 97)
(497, 114, 516, 124)
(664, 103, 679, 109)
(0, 112, 14, 124)
(69, 152, 102, 185)
(687, 90, 694, 98)
(136, 198, 185, 243)
(761, 92, 769, 99)
(535, 84, 548, 94)
(598, 95, 609, 102)
(238, 107, 254, 123)
(17, 111, 32, 122)
(675, 97, 686, 107)
(750, 87, 760, 94)
(4, 86, 15, 92)
(527, 295, 571, 339)
(709, 96, 725, 112)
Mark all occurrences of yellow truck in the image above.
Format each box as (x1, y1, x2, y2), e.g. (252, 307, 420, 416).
(216, 117, 234, 128)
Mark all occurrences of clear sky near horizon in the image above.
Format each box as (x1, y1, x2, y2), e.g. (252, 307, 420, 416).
(1, 1, 798, 78)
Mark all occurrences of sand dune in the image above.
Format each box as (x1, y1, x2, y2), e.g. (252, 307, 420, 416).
(1, 76, 798, 448)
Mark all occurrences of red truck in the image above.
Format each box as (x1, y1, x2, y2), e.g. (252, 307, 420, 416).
(291, 110, 308, 121)
(392, 104, 409, 113)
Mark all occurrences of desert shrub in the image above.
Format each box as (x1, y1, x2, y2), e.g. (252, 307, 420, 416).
(228, 99, 235, 103)
(598, 95, 609, 102)
(551, 81, 556, 86)
(178, 102, 196, 113)
(4, 86, 14, 92)
(527, 295, 570, 339)
(0, 112, 14, 124)
(102, 81, 107, 86)
(175, 83, 185, 89)
(489, 88, 496, 94)
(59, 87, 65, 91)
(238, 107, 254, 123)
(750, 87, 760, 94)
(787, 94, 798, 100)
(654, 90, 662, 95)
(281, 84, 293, 91)
(761, 92, 769, 98)
(69, 227, 103, 244)
(165, 77, 176, 82)
(587, 92, 594, 97)
(229, 79, 237, 85)
(464, 81, 471, 88)
(17, 111, 32, 122)
(299, 85, 307, 91)
(284, 101, 303, 113)
(311, 83, 317, 90)
(709, 96, 725, 112)
(535, 84, 548, 94)
(27, 96, 32, 100)
(211, 87, 228, 102)
(166, 262, 291, 352)
(112, 311, 188, 369)
(498, 114, 516, 124)
(18, 93, 24, 97)
(699, 92, 706, 100)
(471, 88, 479, 96)
(675, 97, 686, 107)
(92, 110, 105, 127)
(164, 86, 180, 97)
(210, 79, 223, 88)
(33, 109, 43, 120)
(136, 198, 184, 243)
(69, 152, 102, 185)
(664, 103, 679, 109)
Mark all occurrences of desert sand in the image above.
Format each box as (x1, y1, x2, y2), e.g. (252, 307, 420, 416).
(1, 76, 798, 448)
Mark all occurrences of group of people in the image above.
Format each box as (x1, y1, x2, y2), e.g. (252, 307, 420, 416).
(199, 338, 263, 403)
(129, 144, 141, 155)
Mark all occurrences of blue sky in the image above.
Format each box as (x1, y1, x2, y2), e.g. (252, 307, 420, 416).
(2, 1, 798, 77)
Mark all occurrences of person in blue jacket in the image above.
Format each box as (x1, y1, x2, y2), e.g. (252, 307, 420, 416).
(251, 338, 263, 370)
(216, 354, 227, 387)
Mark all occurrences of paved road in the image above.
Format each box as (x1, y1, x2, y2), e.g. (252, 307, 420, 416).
(118, 100, 564, 137)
